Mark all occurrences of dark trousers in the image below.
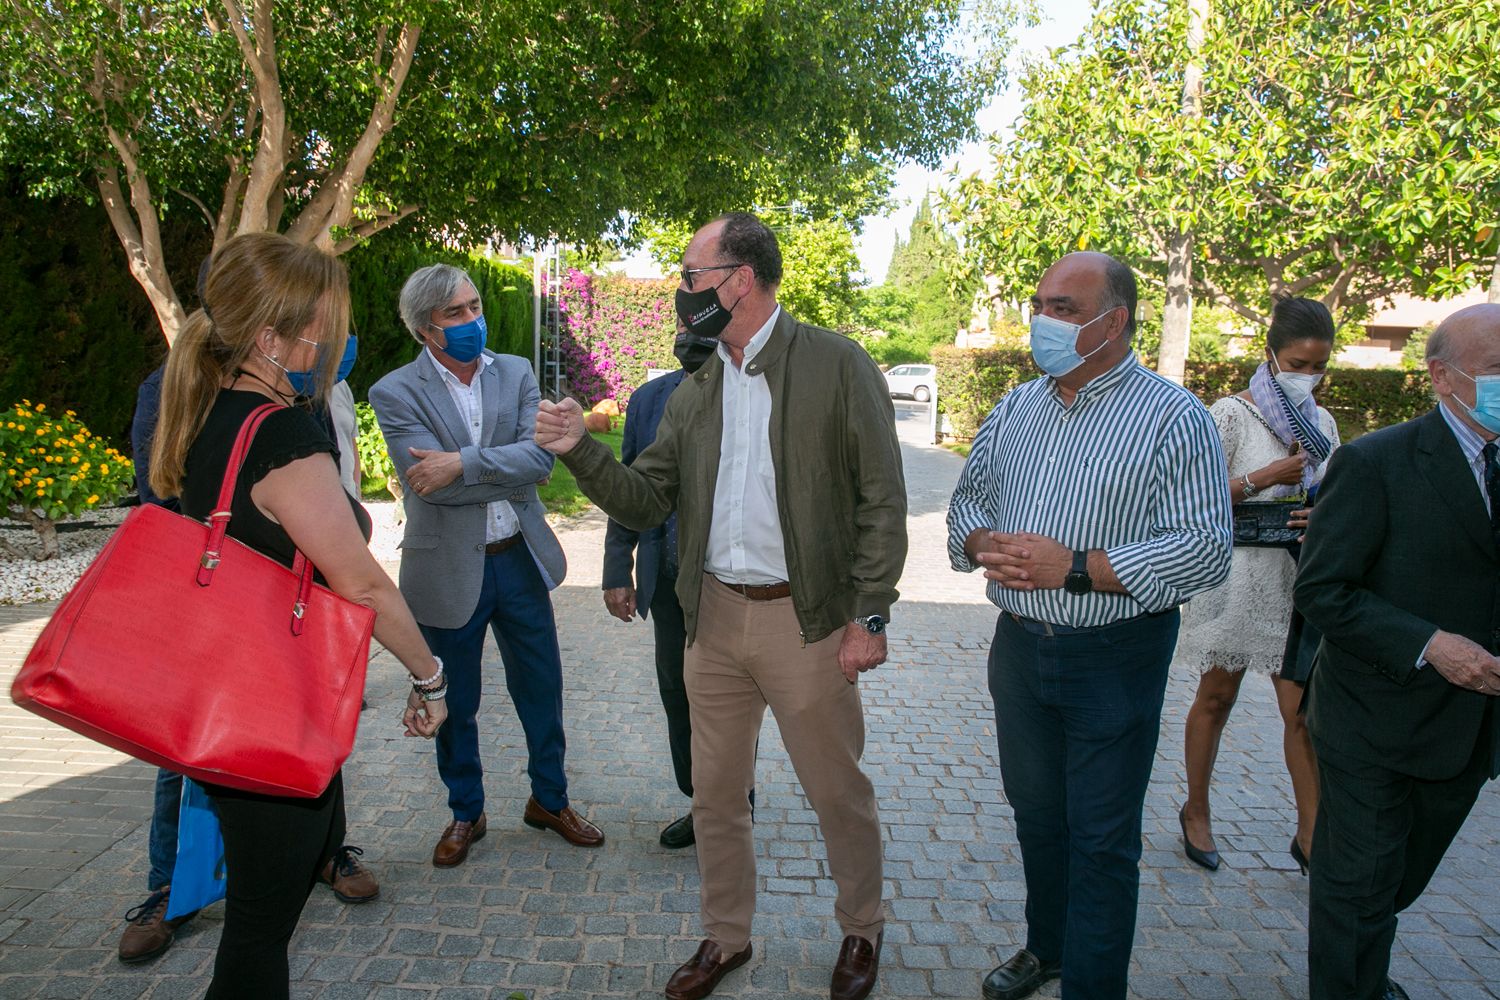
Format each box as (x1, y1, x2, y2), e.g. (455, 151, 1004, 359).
(147, 768, 183, 890)
(1308, 714, 1492, 1000)
(650, 572, 693, 798)
(420, 544, 569, 820)
(204, 773, 344, 1000)
(988, 610, 1179, 1000)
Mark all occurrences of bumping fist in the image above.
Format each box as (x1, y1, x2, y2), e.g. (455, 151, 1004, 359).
(535, 398, 587, 455)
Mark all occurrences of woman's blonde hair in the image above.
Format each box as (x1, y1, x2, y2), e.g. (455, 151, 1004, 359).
(150, 233, 350, 499)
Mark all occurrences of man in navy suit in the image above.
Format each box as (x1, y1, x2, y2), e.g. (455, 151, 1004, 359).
(602, 333, 717, 849)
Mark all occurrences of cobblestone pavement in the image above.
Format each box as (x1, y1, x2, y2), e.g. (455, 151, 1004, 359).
(1, 401, 1496, 999)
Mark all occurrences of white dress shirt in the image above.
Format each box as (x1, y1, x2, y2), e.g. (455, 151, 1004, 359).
(705, 307, 789, 585)
(425, 348, 519, 543)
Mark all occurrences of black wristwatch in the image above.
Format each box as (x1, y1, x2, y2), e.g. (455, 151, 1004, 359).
(854, 614, 886, 635)
(1063, 550, 1093, 595)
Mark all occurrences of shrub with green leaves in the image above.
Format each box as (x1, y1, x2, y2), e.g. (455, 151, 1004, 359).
(355, 402, 396, 499)
(0, 400, 133, 559)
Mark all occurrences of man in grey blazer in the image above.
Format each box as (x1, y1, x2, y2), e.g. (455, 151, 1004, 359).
(370, 264, 604, 866)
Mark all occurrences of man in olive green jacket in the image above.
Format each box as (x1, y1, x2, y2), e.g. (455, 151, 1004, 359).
(537, 213, 906, 1000)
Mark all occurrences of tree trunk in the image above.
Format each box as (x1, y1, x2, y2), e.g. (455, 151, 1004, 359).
(1490, 253, 1500, 303)
(1157, 0, 1208, 384)
(1159, 232, 1193, 383)
(7, 505, 59, 560)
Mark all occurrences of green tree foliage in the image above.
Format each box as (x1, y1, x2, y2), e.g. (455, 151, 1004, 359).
(945, 0, 1500, 330)
(0, 0, 1010, 342)
(856, 194, 978, 366)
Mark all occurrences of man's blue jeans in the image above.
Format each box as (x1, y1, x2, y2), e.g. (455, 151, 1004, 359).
(147, 768, 183, 890)
(419, 543, 569, 821)
(987, 610, 1179, 1000)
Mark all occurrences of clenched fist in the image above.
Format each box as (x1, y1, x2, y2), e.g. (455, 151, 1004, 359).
(535, 398, 587, 454)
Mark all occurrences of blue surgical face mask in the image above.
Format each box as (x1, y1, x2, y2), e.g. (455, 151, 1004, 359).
(1448, 365, 1500, 435)
(433, 315, 487, 363)
(1029, 309, 1115, 377)
(285, 334, 358, 396)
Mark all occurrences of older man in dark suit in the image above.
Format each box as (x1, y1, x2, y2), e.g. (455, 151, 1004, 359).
(1294, 303, 1500, 1000)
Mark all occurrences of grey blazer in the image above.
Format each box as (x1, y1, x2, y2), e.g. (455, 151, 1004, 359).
(369, 350, 566, 629)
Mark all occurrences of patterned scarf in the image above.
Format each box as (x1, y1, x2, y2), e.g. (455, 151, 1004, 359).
(1248, 362, 1333, 495)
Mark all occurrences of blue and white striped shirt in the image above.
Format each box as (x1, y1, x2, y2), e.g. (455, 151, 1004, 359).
(947, 353, 1233, 627)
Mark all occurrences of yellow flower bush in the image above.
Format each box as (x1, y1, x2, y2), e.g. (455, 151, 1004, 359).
(1, 400, 134, 560)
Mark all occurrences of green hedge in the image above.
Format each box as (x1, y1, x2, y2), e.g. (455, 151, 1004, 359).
(0, 175, 532, 454)
(932, 347, 1434, 442)
(342, 241, 533, 402)
(0, 173, 207, 446)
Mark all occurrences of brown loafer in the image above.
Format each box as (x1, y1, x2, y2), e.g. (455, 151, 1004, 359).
(830, 931, 881, 1000)
(523, 796, 604, 847)
(432, 813, 487, 868)
(319, 844, 379, 902)
(665, 939, 753, 1000)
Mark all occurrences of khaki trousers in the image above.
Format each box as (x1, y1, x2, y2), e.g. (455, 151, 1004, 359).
(686, 575, 885, 952)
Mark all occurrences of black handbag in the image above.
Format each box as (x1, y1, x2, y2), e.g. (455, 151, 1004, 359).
(1231, 500, 1304, 547)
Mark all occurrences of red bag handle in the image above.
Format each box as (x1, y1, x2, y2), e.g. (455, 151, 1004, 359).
(195, 402, 318, 636)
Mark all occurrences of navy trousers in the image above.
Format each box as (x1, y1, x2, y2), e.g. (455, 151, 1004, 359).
(988, 610, 1179, 1000)
(147, 768, 183, 890)
(420, 544, 569, 820)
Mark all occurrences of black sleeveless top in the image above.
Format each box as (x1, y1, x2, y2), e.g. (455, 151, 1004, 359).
(180, 389, 371, 571)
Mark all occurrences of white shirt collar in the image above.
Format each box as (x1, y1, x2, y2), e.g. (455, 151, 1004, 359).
(425, 346, 491, 386)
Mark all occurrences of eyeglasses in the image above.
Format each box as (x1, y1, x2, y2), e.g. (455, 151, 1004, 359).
(680, 263, 747, 291)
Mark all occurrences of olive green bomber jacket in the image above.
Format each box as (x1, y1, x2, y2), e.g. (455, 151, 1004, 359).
(559, 309, 908, 645)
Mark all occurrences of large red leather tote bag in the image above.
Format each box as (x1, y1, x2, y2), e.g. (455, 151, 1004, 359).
(11, 403, 374, 797)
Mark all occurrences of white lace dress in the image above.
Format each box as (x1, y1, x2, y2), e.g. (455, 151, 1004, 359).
(1176, 395, 1339, 676)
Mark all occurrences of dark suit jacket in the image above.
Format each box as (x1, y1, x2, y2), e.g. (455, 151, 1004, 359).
(602, 369, 685, 618)
(1294, 408, 1500, 781)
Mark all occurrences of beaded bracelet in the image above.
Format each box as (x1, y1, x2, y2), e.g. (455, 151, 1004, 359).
(410, 656, 445, 692)
(420, 684, 448, 702)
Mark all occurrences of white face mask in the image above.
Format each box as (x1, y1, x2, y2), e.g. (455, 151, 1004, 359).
(1270, 355, 1322, 407)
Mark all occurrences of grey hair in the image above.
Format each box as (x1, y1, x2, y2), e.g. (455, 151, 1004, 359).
(399, 264, 478, 343)
(1425, 321, 1457, 364)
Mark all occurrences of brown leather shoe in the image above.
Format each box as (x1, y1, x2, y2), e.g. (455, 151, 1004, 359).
(830, 931, 882, 1000)
(432, 813, 487, 868)
(665, 939, 753, 1000)
(522, 796, 604, 847)
(118, 887, 193, 964)
(319, 844, 380, 902)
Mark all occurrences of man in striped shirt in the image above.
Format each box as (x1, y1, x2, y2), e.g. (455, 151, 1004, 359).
(948, 252, 1233, 1000)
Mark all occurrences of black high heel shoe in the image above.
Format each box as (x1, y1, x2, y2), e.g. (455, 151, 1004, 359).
(1179, 809, 1220, 871)
(1289, 837, 1310, 875)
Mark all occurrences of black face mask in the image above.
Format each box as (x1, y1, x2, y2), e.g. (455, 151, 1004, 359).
(673, 332, 718, 374)
(674, 276, 737, 339)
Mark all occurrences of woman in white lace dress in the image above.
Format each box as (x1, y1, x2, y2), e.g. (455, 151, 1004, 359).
(1176, 298, 1339, 875)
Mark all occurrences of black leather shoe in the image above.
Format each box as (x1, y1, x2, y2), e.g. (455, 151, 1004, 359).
(983, 949, 1061, 1000)
(1382, 980, 1410, 1000)
(1179, 808, 1220, 872)
(660, 813, 695, 849)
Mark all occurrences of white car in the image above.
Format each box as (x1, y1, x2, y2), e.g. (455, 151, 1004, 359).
(883, 363, 935, 402)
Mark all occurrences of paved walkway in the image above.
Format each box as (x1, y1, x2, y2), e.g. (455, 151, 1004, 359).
(0, 402, 1495, 999)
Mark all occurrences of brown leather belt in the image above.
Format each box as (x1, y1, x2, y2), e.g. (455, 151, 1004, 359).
(714, 576, 792, 601)
(484, 533, 524, 556)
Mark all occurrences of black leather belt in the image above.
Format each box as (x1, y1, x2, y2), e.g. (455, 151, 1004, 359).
(714, 576, 792, 601)
(1006, 609, 1173, 637)
(484, 533, 524, 555)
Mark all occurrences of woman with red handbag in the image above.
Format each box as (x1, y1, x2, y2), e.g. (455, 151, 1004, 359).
(149, 233, 448, 999)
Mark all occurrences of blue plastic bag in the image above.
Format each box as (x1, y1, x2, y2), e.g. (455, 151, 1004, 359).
(166, 778, 226, 919)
